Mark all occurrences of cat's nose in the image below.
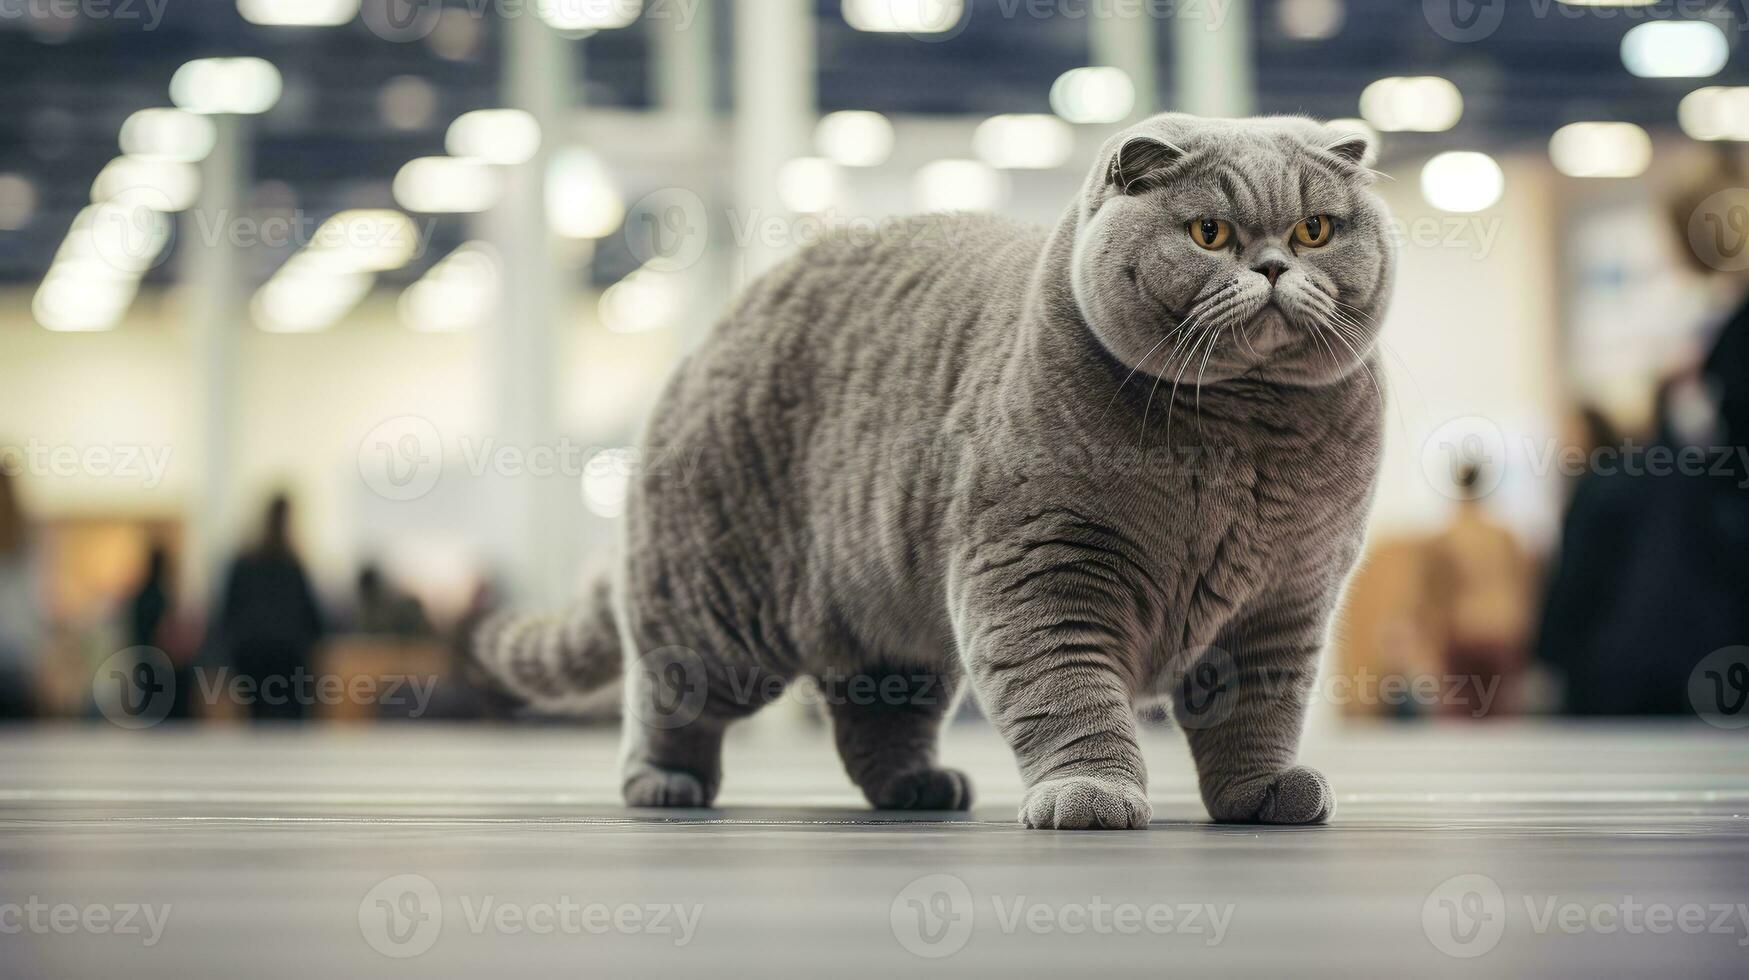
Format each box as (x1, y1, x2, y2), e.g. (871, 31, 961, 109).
(1253, 259, 1288, 285)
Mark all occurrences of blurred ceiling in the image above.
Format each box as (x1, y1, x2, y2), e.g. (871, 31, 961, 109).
(0, 0, 1744, 285)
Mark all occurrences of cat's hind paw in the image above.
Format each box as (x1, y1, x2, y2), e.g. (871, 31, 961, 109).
(1020, 775, 1151, 830)
(622, 764, 713, 808)
(1204, 765, 1334, 825)
(867, 767, 975, 811)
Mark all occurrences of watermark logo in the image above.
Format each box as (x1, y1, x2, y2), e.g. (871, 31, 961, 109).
(1423, 0, 1506, 42)
(625, 188, 709, 273)
(1168, 645, 1239, 731)
(91, 188, 176, 274)
(362, 0, 443, 42)
(359, 874, 444, 958)
(626, 645, 710, 730)
(91, 646, 175, 730)
(1688, 188, 1749, 274)
(358, 415, 443, 502)
(1420, 415, 1507, 499)
(1423, 873, 1507, 958)
(890, 873, 975, 958)
(1689, 646, 1749, 730)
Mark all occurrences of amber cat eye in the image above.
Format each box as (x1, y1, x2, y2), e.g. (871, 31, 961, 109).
(1293, 215, 1336, 248)
(1188, 218, 1232, 250)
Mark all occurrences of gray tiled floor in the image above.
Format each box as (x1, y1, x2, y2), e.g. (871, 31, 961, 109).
(2, 721, 1746, 978)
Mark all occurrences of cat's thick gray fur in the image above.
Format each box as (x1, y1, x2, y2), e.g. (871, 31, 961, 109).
(473, 113, 1394, 828)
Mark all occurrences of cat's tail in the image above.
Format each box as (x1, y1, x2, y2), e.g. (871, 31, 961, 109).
(463, 574, 623, 714)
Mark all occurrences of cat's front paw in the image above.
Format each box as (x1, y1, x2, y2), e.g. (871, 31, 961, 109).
(622, 764, 713, 808)
(867, 767, 975, 811)
(1204, 765, 1333, 825)
(1020, 775, 1151, 830)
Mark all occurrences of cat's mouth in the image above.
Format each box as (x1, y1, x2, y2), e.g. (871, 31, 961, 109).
(1240, 303, 1298, 359)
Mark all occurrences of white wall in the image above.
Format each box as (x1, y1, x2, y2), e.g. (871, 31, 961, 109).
(1368, 153, 1566, 549)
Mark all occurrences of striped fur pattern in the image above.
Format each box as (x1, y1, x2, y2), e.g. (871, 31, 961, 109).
(471, 114, 1395, 827)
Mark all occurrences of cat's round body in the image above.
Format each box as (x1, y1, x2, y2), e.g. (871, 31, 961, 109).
(477, 114, 1395, 827)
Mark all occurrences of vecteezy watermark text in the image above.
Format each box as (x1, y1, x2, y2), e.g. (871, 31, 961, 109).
(357, 874, 702, 959)
(0, 440, 171, 489)
(0, 0, 170, 31)
(91, 647, 440, 729)
(0, 898, 171, 947)
(1423, 873, 1749, 958)
(890, 873, 1233, 959)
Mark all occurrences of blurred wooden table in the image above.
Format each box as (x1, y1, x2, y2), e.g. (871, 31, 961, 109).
(1, 722, 1745, 978)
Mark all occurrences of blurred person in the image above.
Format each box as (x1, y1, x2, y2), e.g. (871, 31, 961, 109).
(210, 495, 324, 722)
(351, 563, 432, 638)
(126, 544, 199, 721)
(1421, 464, 1534, 719)
(1534, 163, 1749, 714)
(1533, 405, 1643, 706)
(0, 470, 41, 719)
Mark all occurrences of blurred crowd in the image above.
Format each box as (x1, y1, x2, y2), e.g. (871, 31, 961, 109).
(0, 484, 502, 724)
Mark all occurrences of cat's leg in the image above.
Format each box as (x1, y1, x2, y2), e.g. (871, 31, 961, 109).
(619, 644, 789, 808)
(956, 559, 1154, 830)
(1174, 607, 1332, 825)
(822, 666, 972, 811)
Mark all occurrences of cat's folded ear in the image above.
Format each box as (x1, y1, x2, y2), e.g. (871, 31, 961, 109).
(1108, 136, 1189, 195)
(1319, 128, 1380, 177)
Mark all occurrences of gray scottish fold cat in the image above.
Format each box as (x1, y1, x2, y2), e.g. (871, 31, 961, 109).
(472, 113, 1394, 829)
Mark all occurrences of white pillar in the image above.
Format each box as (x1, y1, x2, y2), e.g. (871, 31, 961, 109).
(489, 14, 572, 606)
(732, 0, 815, 282)
(654, 0, 714, 126)
(1091, 5, 1158, 119)
(187, 113, 248, 603)
(1171, 0, 1253, 118)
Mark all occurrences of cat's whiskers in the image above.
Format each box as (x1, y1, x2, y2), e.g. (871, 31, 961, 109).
(1161, 292, 1242, 448)
(1098, 291, 1220, 428)
(1322, 305, 1417, 446)
(1140, 294, 1226, 446)
(1331, 297, 1431, 426)
(1318, 308, 1384, 409)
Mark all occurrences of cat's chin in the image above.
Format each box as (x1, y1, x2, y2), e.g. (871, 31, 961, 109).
(1239, 307, 1298, 360)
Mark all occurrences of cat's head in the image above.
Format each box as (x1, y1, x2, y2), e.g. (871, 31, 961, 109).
(1068, 114, 1395, 388)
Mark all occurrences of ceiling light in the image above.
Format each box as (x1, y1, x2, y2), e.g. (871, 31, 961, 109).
(400, 242, 499, 333)
(1621, 21, 1728, 79)
(547, 148, 626, 238)
(1548, 122, 1652, 178)
(1359, 76, 1463, 133)
(1421, 151, 1504, 213)
(119, 108, 217, 163)
(1679, 86, 1749, 141)
(393, 157, 503, 213)
(973, 114, 1074, 170)
(816, 111, 895, 168)
(237, 0, 360, 27)
(538, 0, 643, 31)
(170, 58, 283, 115)
(842, 0, 965, 34)
(446, 109, 542, 166)
(1050, 67, 1136, 125)
(776, 157, 840, 214)
(1277, 0, 1345, 40)
(91, 157, 201, 212)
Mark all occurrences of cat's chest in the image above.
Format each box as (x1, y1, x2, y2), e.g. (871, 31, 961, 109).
(1155, 437, 1371, 633)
